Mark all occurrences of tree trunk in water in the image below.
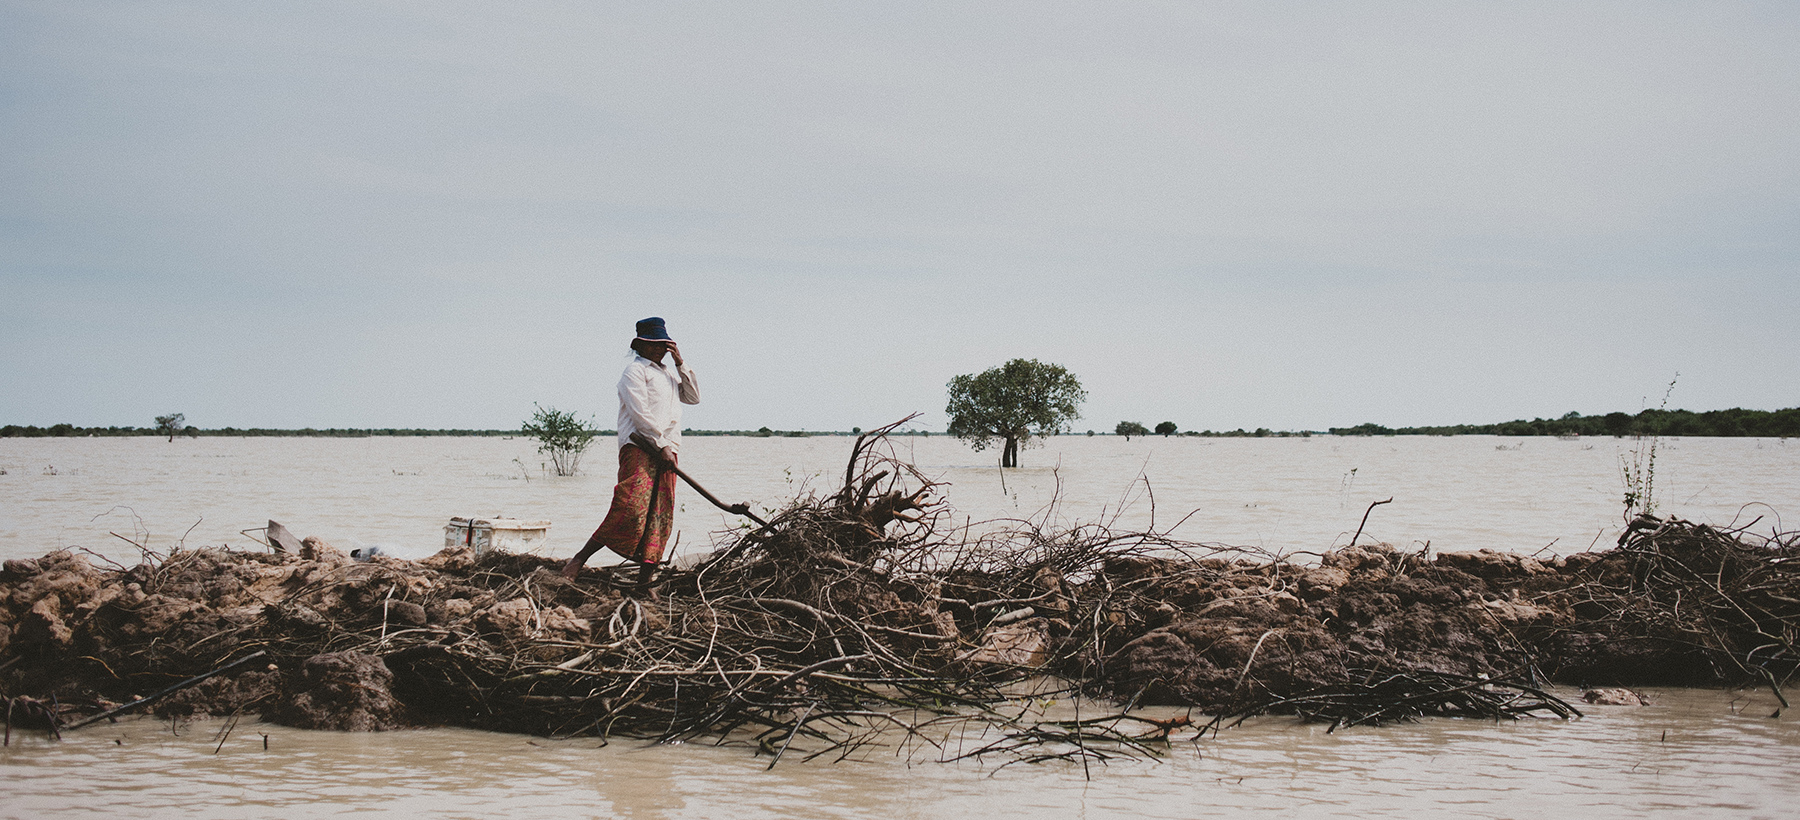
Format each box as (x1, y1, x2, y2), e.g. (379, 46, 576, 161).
(1001, 436, 1018, 468)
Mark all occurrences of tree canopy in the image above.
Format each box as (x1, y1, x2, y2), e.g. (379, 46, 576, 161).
(154, 413, 186, 442)
(945, 359, 1085, 468)
(1116, 421, 1149, 439)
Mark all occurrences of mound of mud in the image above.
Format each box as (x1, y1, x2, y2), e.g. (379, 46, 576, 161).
(4, 514, 1793, 739)
(263, 651, 408, 731)
(0, 544, 617, 732)
(2, 427, 1795, 760)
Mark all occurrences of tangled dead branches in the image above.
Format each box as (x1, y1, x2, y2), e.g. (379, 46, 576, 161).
(1210, 669, 1580, 732)
(4, 421, 1799, 766)
(1545, 512, 1800, 696)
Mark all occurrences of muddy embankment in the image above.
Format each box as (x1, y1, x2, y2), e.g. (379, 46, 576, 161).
(3, 430, 1796, 760)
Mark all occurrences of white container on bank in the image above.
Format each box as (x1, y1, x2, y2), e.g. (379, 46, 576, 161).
(445, 517, 551, 555)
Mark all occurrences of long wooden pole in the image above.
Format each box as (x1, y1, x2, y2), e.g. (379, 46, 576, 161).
(629, 433, 769, 528)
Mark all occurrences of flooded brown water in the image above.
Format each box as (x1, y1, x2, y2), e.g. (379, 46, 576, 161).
(3, 435, 1798, 817)
(2, 688, 1795, 819)
(3, 434, 1795, 566)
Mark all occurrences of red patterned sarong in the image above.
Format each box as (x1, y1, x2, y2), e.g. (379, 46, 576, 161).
(585, 444, 676, 563)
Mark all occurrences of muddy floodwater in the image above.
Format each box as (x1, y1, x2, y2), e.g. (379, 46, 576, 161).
(3, 434, 1796, 565)
(3, 434, 1798, 817)
(2, 689, 1796, 819)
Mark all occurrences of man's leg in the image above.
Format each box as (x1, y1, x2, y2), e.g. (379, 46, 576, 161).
(563, 446, 654, 580)
(622, 458, 672, 595)
(561, 536, 607, 581)
(633, 560, 659, 598)
(565, 445, 678, 583)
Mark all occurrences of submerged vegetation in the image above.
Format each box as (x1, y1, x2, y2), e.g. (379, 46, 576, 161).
(946, 359, 1087, 468)
(152, 413, 188, 442)
(1115, 421, 1150, 439)
(1619, 377, 1679, 519)
(4, 420, 1797, 765)
(520, 404, 598, 477)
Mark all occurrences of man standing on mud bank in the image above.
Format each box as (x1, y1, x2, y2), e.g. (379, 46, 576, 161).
(561, 317, 699, 591)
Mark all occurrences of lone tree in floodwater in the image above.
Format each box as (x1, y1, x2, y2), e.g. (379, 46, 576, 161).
(154, 413, 185, 442)
(1116, 421, 1149, 440)
(946, 359, 1085, 468)
(522, 404, 598, 476)
(1155, 421, 1178, 437)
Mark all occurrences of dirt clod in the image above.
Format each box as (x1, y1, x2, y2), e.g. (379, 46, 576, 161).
(265, 651, 407, 731)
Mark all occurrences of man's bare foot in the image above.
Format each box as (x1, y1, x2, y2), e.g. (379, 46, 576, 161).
(560, 557, 584, 581)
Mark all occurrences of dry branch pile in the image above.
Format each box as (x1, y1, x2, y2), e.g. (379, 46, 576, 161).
(3, 422, 1798, 763)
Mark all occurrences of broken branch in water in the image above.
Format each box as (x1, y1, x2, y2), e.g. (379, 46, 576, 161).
(65, 651, 268, 730)
(1211, 669, 1581, 732)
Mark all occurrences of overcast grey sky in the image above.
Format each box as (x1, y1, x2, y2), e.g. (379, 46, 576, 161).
(4, 1, 1796, 433)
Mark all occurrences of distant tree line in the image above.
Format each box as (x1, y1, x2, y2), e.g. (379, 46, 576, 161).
(12, 407, 1791, 440)
(1328, 407, 1800, 438)
(1097, 406, 1800, 439)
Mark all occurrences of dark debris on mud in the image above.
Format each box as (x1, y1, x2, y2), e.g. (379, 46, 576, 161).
(4, 423, 1797, 762)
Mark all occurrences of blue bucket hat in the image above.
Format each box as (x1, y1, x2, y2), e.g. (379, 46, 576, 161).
(634, 317, 673, 342)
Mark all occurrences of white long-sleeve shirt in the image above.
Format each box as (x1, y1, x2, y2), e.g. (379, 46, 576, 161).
(616, 354, 700, 453)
